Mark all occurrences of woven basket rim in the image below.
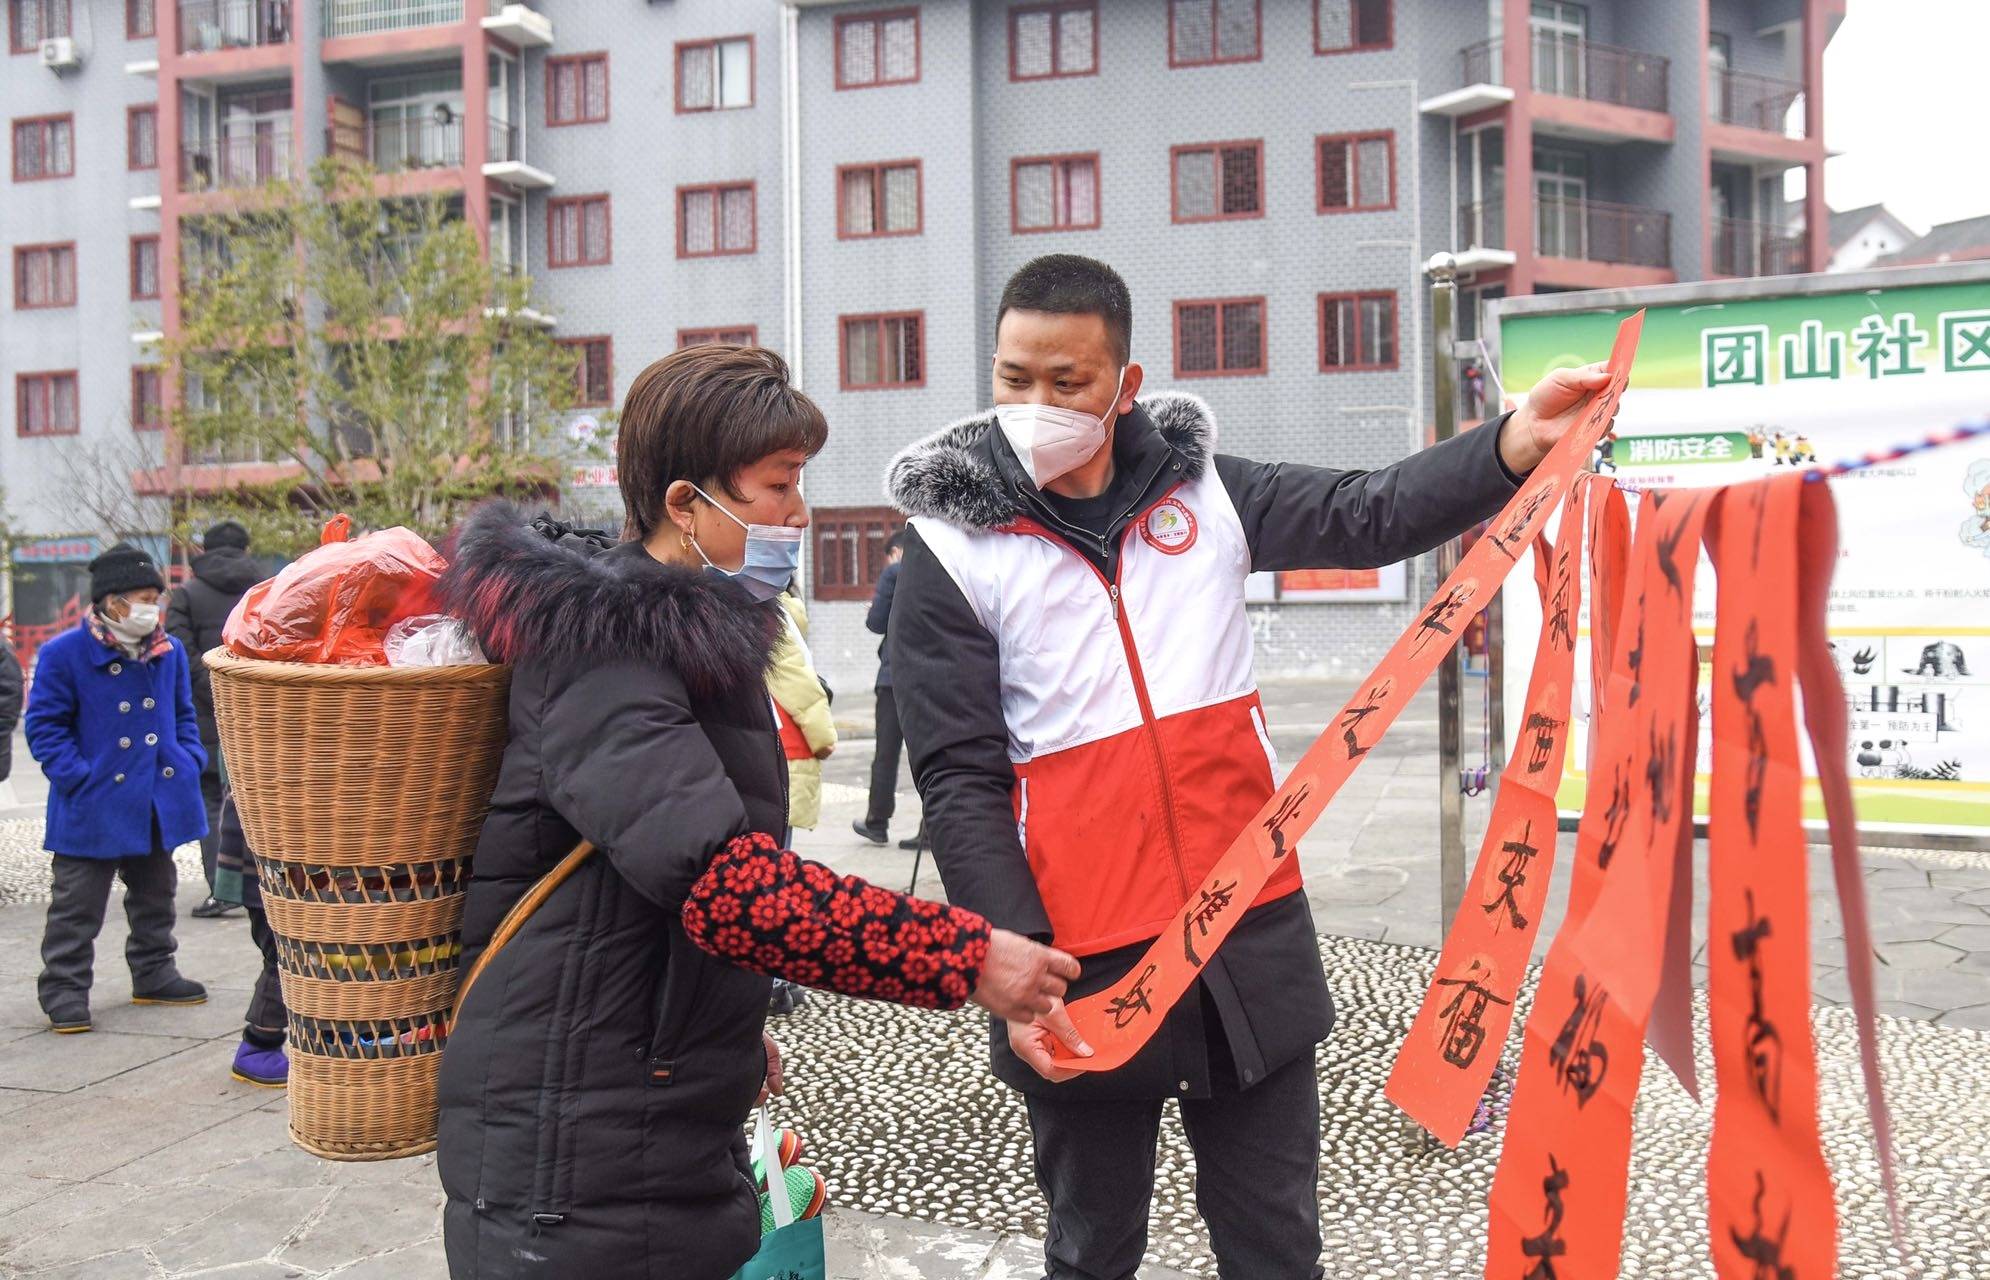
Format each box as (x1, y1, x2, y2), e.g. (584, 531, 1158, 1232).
(206, 647, 510, 687)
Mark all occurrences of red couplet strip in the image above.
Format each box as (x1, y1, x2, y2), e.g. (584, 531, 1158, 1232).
(1706, 471, 1836, 1278)
(1584, 477, 1631, 782)
(1484, 484, 1712, 1279)
(1384, 477, 1589, 1147)
(1048, 311, 1648, 1073)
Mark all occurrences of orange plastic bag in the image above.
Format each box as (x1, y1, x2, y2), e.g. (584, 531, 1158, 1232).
(223, 517, 446, 667)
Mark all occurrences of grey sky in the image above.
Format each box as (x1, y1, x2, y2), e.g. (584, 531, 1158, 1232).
(1825, 0, 1990, 235)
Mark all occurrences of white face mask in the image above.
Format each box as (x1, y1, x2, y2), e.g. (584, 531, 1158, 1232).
(107, 601, 161, 644)
(687, 484, 804, 603)
(993, 366, 1128, 489)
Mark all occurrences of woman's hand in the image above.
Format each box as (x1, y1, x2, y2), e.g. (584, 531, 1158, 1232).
(972, 928, 1083, 1023)
(755, 1031, 784, 1106)
(814, 743, 834, 760)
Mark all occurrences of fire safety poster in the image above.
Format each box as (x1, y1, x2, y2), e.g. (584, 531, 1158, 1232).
(1494, 271, 1990, 837)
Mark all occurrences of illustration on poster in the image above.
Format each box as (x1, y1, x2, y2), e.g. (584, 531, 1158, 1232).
(1964, 458, 1990, 556)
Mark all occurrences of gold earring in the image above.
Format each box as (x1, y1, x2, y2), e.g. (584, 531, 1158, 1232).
(681, 531, 693, 550)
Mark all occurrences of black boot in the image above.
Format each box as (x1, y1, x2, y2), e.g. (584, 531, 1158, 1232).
(851, 819, 888, 846)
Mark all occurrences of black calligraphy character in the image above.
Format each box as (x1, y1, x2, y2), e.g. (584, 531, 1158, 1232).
(1262, 784, 1311, 860)
(1484, 821, 1540, 933)
(1730, 890, 1785, 1123)
(1597, 764, 1632, 870)
(1182, 878, 1238, 968)
(1413, 585, 1474, 656)
(1524, 713, 1565, 776)
(1106, 963, 1159, 1030)
(1749, 487, 1769, 566)
(1728, 1171, 1797, 1280)
(1548, 544, 1577, 653)
(1339, 681, 1391, 759)
(1731, 619, 1779, 842)
(1653, 496, 1699, 600)
(1489, 483, 1557, 562)
(1549, 973, 1610, 1106)
(1519, 1155, 1571, 1279)
(1646, 723, 1678, 826)
(1624, 603, 1648, 706)
(1435, 959, 1512, 1069)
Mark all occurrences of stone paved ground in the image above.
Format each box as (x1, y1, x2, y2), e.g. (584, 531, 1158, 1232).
(2, 679, 1988, 1276)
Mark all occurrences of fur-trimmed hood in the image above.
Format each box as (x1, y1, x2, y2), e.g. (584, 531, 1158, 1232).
(437, 502, 780, 698)
(886, 392, 1216, 531)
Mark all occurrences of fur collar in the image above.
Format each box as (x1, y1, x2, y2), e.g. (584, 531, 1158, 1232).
(437, 502, 780, 698)
(885, 392, 1216, 531)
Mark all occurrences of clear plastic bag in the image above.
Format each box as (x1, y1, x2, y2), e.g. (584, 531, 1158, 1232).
(384, 614, 488, 668)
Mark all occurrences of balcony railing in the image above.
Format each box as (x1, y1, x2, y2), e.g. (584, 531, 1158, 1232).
(1459, 198, 1507, 252)
(1536, 195, 1671, 268)
(177, 0, 291, 54)
(488, 118, 519, 164)
(323, 0, 462, 38)
(181, 132, 294, 191)
(328, 115, 465, 172)
(1709, 68, 1807, 138)
(1459, 37, 1670, 114)
(1713, 217, 1809, 277)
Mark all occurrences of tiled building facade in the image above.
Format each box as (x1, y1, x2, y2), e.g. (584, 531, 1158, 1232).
(2, 0, 1841, 689)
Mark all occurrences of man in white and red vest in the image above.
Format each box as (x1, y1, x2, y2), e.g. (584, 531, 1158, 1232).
(887, 255, 1607, 1279)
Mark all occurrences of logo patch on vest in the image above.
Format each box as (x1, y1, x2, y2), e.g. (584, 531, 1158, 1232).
(1139, 499, 1198, 555)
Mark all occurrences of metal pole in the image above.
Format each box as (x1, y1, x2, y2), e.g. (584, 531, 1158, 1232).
(1427, 253, 1466, 935)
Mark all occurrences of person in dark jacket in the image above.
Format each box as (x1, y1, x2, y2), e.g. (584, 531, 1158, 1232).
(166, 519, 288, 1085)
(887, 255, 1616, 1280)
(851, 533, 921, 850)
(166, 518, 262, 918)
(0, 633, 22, 794)
(433, 343, 1084, 1280)
(27, 543, 209, 1034)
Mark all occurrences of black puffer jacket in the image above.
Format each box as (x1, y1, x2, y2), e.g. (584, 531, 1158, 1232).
(166, 546, 265, 765)
(434, 508, 789, 1280)
(0, 638, 21, 783)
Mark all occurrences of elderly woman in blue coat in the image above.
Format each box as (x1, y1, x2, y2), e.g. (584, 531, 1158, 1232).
(27, 542, 209, 1034)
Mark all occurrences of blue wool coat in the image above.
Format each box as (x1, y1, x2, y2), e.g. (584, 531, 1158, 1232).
(24, 622, 209, 859)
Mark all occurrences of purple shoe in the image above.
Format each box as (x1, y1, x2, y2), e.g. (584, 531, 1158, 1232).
(230, 1041, 288, 1088)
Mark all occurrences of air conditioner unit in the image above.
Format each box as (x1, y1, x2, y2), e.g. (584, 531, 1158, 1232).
(39, 37, 80, 69)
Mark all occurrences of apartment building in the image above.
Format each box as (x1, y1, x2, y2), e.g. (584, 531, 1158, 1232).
(3, 0, 1842, 687)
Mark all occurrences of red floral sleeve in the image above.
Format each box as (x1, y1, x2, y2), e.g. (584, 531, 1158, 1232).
(681, 832, 993, 1010)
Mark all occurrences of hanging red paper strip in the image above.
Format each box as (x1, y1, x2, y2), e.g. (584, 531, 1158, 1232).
(1383, 474, 1590, 1147)
(1048, 311, 1648, 1072)
(1484, 484, 1712, 1278)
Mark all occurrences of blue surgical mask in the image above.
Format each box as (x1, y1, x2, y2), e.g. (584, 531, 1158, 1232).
(689, 484, 804, 603)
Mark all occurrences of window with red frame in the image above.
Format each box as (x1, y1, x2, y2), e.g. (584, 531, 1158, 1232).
(836, 9, 918, 89)
(678, 37, 752, 111)
(128, 105, 157, 171)
(125, 0, 152, 38)
(547, 54, 609, 126)
(12, 116, 73, 181)
(1318, 131, 1393, 212)
(1319, 291, 1397, 370)
(1013, 154, 1099, 232)
(561, 337, 612, 406)
(1316, 0, 1390, 53)
(1011, 2, 1095, 80)
(1175, 298, 1266, 377)
(548, 195, 610, 267)
(1172, 141, 1261, 221)
(679, 183, 755, 257)
(9, 0, 69, 53)
(131, 235, 159, 300)
(841, 312, 923, 390)
(839, 162, 920, 238)
(15, 243, 75, 308)
(679, 326, 758, 348)
(812, 506, 906, 601)
(132, 367, 162, 430)
(17, 371, 78, 437)
(1170, 0, 1259, 66)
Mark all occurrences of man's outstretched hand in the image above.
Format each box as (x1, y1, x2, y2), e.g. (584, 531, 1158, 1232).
(1007, 998, 1095, 1083)
(1499, 361, 1614, 476)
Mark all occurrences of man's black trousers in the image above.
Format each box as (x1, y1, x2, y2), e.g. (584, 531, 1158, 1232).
(866, 685, 903, 829)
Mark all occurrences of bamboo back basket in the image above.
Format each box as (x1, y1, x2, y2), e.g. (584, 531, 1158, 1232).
(206, 649, 511, 1161)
